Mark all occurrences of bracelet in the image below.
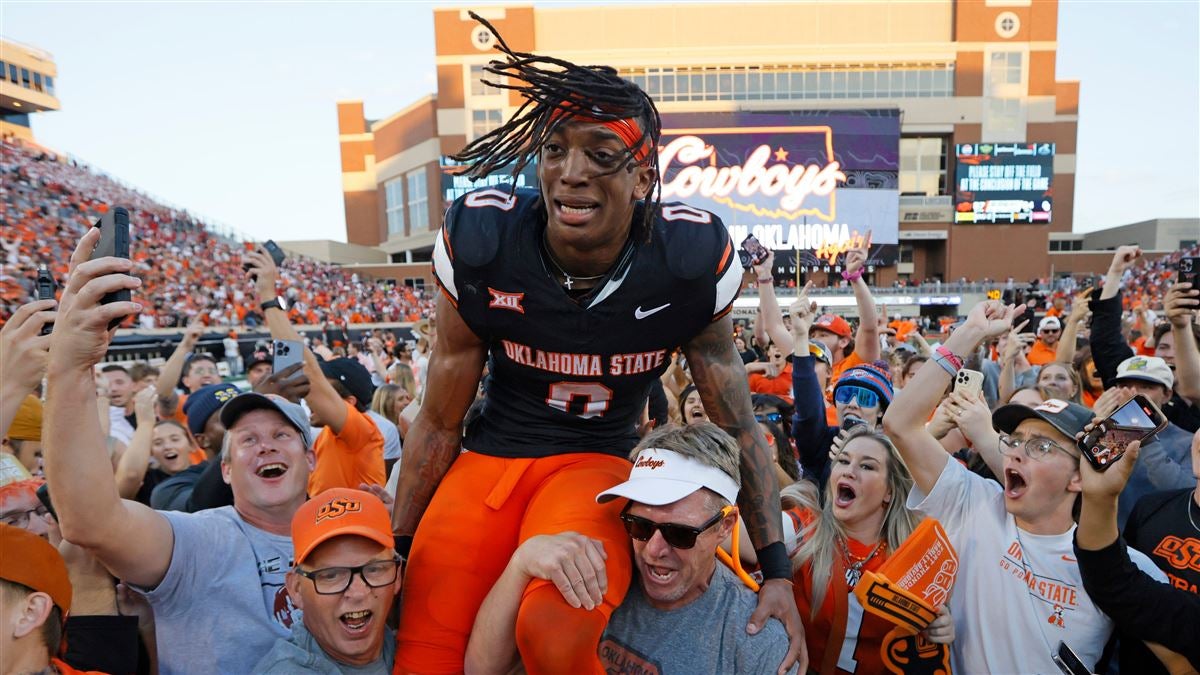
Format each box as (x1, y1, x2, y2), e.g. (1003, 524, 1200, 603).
(841, 269, 863, 282)
(935, 345, 964, 370)
(757, 277, 773, 285)
(755, 541, 792, 581)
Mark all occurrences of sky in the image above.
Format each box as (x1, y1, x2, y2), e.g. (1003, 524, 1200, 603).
(4, 1, 1198, 243)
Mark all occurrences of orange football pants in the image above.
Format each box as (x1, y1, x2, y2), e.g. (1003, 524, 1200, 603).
(394, 451, 633, 674)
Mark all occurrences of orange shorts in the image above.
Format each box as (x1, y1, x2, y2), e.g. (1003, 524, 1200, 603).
(394, 451, 633, 674)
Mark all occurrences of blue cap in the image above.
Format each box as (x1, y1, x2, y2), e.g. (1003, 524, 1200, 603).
(183, 383, 242, 436)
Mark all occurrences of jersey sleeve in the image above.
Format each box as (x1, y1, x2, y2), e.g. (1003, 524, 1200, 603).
(712, 231, 741, 321)
(658, 202, 741, 321)
(432, 188, 526, 307)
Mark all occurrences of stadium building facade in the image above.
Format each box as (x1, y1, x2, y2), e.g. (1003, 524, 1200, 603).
(337, 1, 1084, 285)
(0, 38, 59, 141)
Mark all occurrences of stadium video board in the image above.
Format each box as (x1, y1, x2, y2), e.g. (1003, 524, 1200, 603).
(954, 142, 1055, 224)
(659, 110, 900, 271)
(439, 159, 538, 213)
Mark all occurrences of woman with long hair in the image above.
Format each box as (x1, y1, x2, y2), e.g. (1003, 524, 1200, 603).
(1036, 361, 1082, 403)
(787, 426, 954, 674)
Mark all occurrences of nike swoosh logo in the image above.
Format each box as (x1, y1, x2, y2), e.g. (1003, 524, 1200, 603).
(1061, 555, 1076, 563)
(634, 303, 671, 319)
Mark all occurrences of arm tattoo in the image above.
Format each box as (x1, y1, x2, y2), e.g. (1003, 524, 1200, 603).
(391, 423, 460, 536)
(685, 318, 784, 547)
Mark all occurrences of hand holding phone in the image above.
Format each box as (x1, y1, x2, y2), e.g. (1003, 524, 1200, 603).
(272, 339, 305, 380)
(1178, 256, 1200, 288)
(953, 368, 984, 399)
(245, 240, 286, 281)
(36, 265, 57, 336)
(1077, 394, 1167, 471)
(740, 235, 770, 268)
(87, 207, 132, 330)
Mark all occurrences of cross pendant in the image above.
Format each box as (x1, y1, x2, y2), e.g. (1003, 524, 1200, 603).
(562, 275, 574, 290)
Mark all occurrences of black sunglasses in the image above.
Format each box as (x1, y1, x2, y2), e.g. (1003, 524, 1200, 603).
(755, 412, 783, 424)
(620, 505, 734, 549)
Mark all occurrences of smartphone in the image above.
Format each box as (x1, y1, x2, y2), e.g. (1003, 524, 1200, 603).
(244, 240, 287, 279)
(1179, 256, 1200, 288)
(842, 415, 868, 431)
(36, 265, 56, 336)
(954, 368, 984, 399)
(35, 483, 58, 523)
(1012, 306, 1036, 333)
(1077, 394, 1168, 471)
(1052, 641, 1090, 675)
(740, 235, 770, 267)
(86, 207, 131, 329)
(272, 339, 304, 379)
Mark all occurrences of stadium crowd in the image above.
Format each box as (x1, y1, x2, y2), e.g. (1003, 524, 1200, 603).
(1, 137, 434, 328)
(3, 27, 1200, 675)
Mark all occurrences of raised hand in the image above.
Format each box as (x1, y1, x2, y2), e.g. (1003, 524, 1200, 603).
(962, 300, 1017, 341)
(1107, 245, 1142, 276)
(0, 298, 57, 395)
(1163, 281, 1199, 327)
(844, 245, 868, 276)
(133, 385, 157, 424)
(52, 227, 142, 371)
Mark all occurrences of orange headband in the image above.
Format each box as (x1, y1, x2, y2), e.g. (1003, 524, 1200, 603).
(550, 104, 649, 163)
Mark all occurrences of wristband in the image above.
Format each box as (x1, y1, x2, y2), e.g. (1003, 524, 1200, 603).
(841, 269, 863, 282)
(394, 535, 413, 559)
(932, 345, 962, 377)
(755, 541, 792, 581)
(757, 277, 773, 285)
(935, 345, 964, 370)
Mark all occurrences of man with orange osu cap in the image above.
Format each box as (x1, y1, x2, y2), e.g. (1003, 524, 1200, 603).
(0, 524, 104, 675)
(255, 488, 401, 673)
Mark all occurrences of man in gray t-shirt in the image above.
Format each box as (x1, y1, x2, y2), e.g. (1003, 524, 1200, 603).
(462, 423, 794, 674)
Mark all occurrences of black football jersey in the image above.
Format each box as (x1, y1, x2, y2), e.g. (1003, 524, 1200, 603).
(432, 187, 741, 458)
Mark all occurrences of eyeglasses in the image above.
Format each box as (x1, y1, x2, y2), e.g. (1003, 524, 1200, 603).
(294, 557, 402, 595)
(998, 434, 1077, 461)
(1, 505, 50, 529)
(834, 385, 879, 409)
(755, 412, 782, 424)
(620, 505, 734, 550)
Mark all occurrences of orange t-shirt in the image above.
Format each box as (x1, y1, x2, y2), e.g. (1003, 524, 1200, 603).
(825, 350, 868, 403)
(1026, 339, 1058, 366)
(307, 400, 386, 495)
(748, 363, 794, 404)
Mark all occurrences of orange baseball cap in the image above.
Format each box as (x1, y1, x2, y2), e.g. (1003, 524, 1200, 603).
(292, 488, 392, 565)
(813, 314, 852, 338)
(0, 523, 72, 614)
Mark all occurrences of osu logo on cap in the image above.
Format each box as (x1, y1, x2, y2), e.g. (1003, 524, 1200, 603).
(1035, 399, 1068, 414)
(315, 497, 362, 523)
(1128, 358, 1149, 371)
(634, 455, 665, 470)
(214, 388, 237, 403)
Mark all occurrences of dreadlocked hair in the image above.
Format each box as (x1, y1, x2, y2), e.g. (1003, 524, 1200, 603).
(451, 11, 662, 242)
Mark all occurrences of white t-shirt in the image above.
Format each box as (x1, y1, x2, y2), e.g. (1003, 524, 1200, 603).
(907, 457, 1166, 674)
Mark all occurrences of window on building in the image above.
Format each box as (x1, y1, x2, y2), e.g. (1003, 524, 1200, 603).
(472, 109, 503, 139)
(470, 64, 499, 97)
(20, 68, 30, 88)
(384, 178, 405, 236)
(407, 168, 429, 233)
(899, 137, 947, 196)
(32, 72, 43, 93)
(988, 51, 1023, 93)
(43, 75, 54, 96)
(0, 61, 6, 82)
(7, 64, 17, 85)
(899, 244, 914, 264)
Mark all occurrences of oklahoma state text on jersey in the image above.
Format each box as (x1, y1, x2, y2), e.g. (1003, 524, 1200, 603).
(431, 187, 741, 459)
